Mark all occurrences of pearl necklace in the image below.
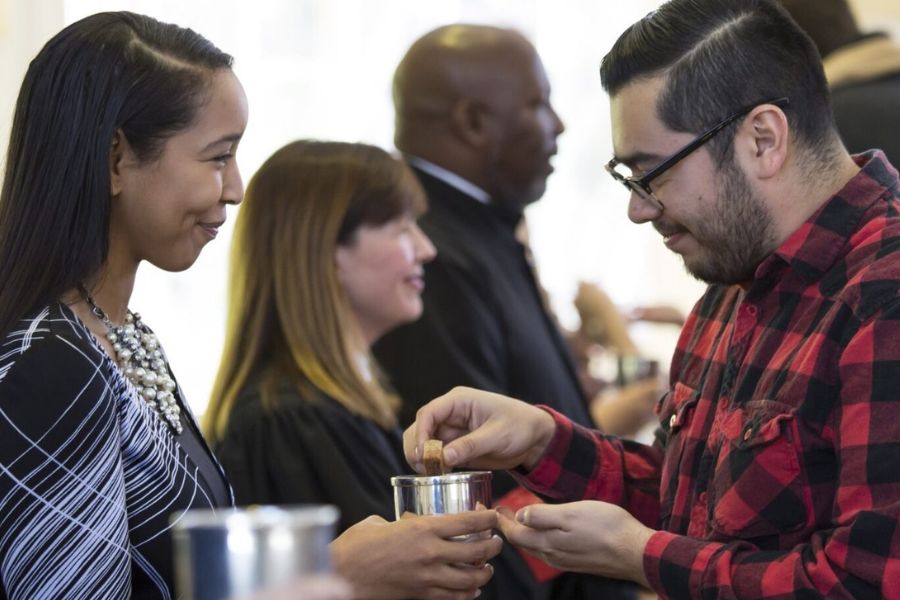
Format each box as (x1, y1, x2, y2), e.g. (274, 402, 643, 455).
(83, 294, 183, 435)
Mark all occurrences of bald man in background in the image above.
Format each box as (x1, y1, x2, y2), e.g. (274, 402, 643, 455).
(373, 25, 636, 600)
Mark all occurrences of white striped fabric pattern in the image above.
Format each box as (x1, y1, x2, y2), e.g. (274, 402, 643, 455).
(0, 304, 228, 599)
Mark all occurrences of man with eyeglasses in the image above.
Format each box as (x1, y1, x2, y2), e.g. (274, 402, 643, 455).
(401, 0, 900, 597)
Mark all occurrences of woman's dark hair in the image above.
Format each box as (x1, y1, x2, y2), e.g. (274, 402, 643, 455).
(600, 0, 837, 166)
(0, 11, 233, 335)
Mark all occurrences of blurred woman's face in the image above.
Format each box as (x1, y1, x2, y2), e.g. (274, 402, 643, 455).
(335, 213, 436, 345)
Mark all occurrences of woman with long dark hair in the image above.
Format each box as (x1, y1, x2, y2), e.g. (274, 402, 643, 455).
(0, 12, 247, 598)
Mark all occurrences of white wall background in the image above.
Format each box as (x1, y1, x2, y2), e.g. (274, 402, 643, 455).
(2, 0, 899, 415)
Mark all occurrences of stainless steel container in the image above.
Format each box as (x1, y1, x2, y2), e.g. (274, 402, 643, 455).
(171, 504, 338, 600)
(391, 471, 492, 521)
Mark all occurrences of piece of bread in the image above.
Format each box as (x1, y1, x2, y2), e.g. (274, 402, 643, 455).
(423, 439, 447, 476)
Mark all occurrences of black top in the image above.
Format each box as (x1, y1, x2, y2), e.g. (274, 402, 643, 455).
(0, 304, 232, 600)
(214, 377, 406, 534)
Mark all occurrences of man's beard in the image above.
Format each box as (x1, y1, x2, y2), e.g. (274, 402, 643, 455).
(491, 177, 547, 217)
(660, 161, 776, 285)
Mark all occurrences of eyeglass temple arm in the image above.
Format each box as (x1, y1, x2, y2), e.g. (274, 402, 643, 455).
(638, 96, 790, 186)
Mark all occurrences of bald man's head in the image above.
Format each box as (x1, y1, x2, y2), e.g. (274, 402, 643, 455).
(393, 24, 564, 211)
(394, 26, 532, 130)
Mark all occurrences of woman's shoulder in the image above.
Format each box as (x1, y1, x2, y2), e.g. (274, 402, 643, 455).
(0, 303, 105, 382)
(229, 378, 341, 423)
(224, 378, 391, 446)
(216, 380, 342, 458)
(0, 303, 120, 439)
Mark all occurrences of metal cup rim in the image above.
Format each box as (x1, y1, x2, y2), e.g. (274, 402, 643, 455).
(171, 504, 339, 531)
(390, 471, 492, 487)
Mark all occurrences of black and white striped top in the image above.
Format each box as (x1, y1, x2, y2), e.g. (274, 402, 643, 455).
(0, 304, 232, 599)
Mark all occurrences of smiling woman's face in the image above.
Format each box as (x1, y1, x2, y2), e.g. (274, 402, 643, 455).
(335, 213, 436, 346)
(108, 68, 248, 272)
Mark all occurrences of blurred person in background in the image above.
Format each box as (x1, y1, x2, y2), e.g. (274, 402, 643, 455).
(571, 282, 673, 438)
(779, 0, 900, 166)
(205, 140, 501, 600)
(373, 23, 639, 600)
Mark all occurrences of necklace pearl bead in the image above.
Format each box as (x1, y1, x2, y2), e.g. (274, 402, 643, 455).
(86, 296, 183, 435)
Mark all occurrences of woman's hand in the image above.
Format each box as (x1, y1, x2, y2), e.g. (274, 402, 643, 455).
(497, 501, 654, 587)
(403, 387, 556, 473)
(330, 510, 502, 600)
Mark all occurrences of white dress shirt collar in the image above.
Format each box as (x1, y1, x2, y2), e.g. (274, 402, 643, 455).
(405, 155, 491, 205)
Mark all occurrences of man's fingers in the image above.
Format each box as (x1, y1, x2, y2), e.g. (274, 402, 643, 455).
(515, 504, 568, 531)
(441, 425, 498, 467)
(407, 395, 469, 466)
(403, 423, 424, 472)
(496, 511, 548, 554)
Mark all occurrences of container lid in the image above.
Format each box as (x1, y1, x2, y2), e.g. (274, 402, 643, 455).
(390, 471, 492, 486)
(171, 504, 339, 531)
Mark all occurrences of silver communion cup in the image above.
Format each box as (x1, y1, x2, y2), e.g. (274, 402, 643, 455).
(391, 471, 492, 540)
(171, 504, 338, 600)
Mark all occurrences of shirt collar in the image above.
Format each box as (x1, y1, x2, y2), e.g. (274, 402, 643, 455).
(405, 155, 491, 204)
(758, 150, 899, 283)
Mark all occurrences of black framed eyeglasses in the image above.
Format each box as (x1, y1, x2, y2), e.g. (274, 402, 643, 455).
(605, 96, 790, 210)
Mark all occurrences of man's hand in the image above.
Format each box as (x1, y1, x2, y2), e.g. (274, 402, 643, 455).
(403, 387, 556, 473)
(497, 501, 654, 587)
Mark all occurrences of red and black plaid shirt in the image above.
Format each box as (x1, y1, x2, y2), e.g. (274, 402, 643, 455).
(522, 151, 900, 598)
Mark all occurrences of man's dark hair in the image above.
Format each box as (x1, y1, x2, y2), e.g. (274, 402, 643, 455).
(0, 12, 233, 336)
(600, 0, 837, 166)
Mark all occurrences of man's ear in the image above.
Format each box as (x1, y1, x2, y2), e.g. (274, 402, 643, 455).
(449, 98, 493, 148)
(735, 103, 789, 180)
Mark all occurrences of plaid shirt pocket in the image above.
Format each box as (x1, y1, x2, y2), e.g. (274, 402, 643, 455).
(709, 400, 812, 539)
(657, 381, 700, 524)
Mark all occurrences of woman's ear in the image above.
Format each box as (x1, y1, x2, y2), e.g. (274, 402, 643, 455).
(109, 129, 130, 197)
(736, 103, 789, 180)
